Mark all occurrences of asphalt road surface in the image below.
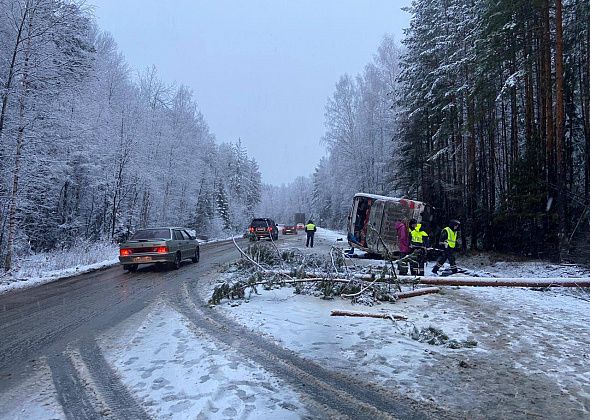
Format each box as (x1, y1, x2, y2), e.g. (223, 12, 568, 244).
(0, 239, 451, 419)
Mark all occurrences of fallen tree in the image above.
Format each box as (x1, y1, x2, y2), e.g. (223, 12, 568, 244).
(271, 269, 590, 288)
(218, 241, 589, 307)
(362, 275, 590, 288)
(394, 287, 440, 298)
(330, 310, 408, 321)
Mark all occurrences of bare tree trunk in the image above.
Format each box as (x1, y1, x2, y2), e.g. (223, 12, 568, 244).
(0, 1, 29, 143)
(467, 96, 477, 249)
(4, 15, 32, 270)
(555, 0, 566, 258)
(110, 113, 128, 238)
(543, 0, 555, 182)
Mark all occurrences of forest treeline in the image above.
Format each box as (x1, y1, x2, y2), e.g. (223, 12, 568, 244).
(307, 0, 590, 260)
(0, 0, 261, 270)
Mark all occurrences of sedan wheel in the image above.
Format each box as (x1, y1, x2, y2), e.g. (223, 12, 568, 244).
(124, 264, 138, 272)
(191, 247, 200, 263)
(171, 252, 181, 270)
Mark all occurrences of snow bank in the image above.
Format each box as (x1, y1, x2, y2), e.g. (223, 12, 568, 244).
(0, 240, 119, 295)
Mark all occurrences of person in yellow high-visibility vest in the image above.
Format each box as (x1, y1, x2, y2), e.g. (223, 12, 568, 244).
(432, 219, 460, 275)
(409, 219, 429, 275)
(304, 220, 317, 248)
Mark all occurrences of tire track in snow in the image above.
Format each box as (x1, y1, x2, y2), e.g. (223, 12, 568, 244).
(47, 352, 99, 420)
(78, 339, 151, 419)
(176, 281, 452, 420)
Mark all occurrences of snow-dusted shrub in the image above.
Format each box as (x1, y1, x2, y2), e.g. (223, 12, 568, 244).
(7, 239, 118, 279)
(410, 326, 478, 349)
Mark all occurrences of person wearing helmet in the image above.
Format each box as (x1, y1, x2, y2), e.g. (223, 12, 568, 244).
(409, 219, 429, 275)
(431, 219, 460, 275)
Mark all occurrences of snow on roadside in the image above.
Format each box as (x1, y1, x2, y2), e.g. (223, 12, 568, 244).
(0, 241, 119, 295)
(216, 286, 476, 396)
(315, 227, 346, 243)
(211, 229, 590, 417)
(0, 358, 66, 419)
(99, 301, 314, 419)
(0, 236, 239, 296)
(459, 253, 590, 278)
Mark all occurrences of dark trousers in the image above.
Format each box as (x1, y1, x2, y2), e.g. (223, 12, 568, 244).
(397, 252, 410, 275)
(306, 232, 314, 247)
(409, 248, 426, 275)
(436, 248, 456, 269)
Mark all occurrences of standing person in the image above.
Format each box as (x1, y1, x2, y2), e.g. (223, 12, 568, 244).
(305, 219, 317, 248)
(432, 219, 460, 275)
(394, 220, 411, 274)
(409, 219, 429, 275)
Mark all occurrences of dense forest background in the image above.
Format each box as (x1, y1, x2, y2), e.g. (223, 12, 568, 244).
(287, 0, 589, 261)
(0, 0, 261, 270)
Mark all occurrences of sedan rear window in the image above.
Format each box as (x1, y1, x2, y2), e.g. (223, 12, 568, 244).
(251, 219, 273, 228)
(130, 229, 171, 240)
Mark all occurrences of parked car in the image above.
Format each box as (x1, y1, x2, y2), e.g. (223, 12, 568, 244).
(282, 224, 298, 235)
(119, 227, 200, 272)
(248, 218, 279, 241)
(296, 223, 305, 230)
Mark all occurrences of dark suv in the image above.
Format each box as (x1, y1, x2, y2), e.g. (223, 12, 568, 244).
(248, 218, 279, 241)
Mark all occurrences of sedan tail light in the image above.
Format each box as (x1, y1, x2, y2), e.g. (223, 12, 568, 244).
(155, 246, 169, 253)
(120, 248, 132, 256)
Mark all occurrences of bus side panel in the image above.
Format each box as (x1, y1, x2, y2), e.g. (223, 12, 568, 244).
(366, 200, 384, 253)
(382, 201, 404, 253)
(347, 198, 359, 243)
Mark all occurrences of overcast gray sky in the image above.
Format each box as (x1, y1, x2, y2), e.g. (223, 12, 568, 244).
(90, 0, 411, 185)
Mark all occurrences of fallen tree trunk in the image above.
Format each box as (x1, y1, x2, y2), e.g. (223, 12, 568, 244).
(331, 310, 407, 321)
(387, 276, 590, 288)
(272, 270, 590, 288)
(394, 287, 440, 299)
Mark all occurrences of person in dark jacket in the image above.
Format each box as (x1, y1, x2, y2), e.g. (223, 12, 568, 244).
(305, 220, 317, 248)
(432, 219, 460, 275)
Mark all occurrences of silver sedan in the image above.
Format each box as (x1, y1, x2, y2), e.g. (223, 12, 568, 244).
(118, 227, 200, 271)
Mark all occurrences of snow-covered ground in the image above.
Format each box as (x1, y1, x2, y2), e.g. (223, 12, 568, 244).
(207, 228, 590, 418)
(0, 359, 65, 419)
(4, 228, 589, 418)
(0, 241, 119, 295)
(99, 301, 314, 419)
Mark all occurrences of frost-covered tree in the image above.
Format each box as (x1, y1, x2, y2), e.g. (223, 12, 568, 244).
(311, 35, 403, 229)
(0, 1, 262, 269)
(396, 0, 590, 259)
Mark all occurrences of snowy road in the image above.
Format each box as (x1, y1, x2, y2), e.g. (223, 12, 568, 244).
(0, 238, 448, 419)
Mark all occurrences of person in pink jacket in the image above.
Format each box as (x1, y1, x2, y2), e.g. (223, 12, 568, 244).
(395, 220, 410, 253)
(395, 220, 411, 274)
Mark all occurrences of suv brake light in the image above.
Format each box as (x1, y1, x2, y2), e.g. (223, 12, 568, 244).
(267, 227, 273, 231)
(249, 227, 254, 233)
